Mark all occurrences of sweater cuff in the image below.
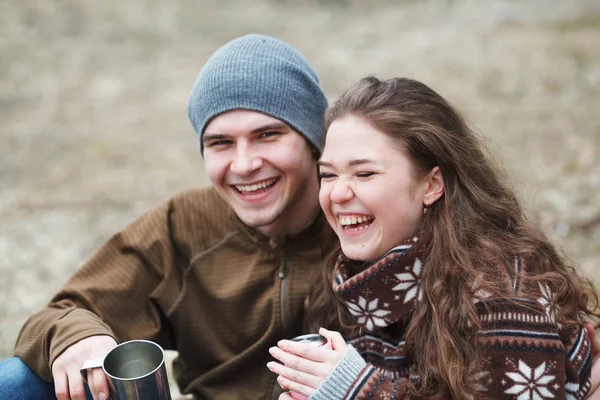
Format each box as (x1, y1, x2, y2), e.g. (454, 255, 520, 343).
(309, 344, 367, 400)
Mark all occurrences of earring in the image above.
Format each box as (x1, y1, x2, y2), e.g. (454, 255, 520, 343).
(423, 202, 429, 215)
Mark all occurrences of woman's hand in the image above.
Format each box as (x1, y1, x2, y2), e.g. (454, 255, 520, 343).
(268, 328, 347, 398)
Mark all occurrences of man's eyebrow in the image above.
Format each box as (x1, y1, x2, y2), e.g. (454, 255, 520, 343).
(318, 159, 375, 167)
(250, 122, 289, 134)
(202, 133, 228, 143)
(203, 122, 290, 143)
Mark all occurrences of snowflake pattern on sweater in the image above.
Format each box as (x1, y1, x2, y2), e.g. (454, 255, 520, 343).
(329, 236, 592, 399)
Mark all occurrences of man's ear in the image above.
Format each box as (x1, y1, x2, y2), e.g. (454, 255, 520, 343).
(423, 166, 444, 206)
(312, 147, 320, 160)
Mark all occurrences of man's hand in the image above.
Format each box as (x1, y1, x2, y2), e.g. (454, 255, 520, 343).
(51, 335, 117, 400)
(586, 322, 600, 399)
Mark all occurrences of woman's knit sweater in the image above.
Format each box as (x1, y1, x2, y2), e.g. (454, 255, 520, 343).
(311, 237, 592, 399)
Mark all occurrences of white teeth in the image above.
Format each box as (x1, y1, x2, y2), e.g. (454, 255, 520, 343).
(236, 178, 276, 193)
(339, 215, 374, 226)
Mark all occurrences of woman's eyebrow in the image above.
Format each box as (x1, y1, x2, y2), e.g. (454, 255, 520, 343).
(348, 158, 375, 166)
(318, 159, 375, 167)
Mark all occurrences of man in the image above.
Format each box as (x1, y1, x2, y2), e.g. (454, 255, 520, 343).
(0, 34, 330, 400)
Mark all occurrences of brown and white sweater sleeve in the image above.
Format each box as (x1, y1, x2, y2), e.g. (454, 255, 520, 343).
(311, 309, 592, 400)
(474, 296, 592, 399)
(309, 345, 409, 400)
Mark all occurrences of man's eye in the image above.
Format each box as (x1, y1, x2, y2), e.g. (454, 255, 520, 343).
(208, 140, 232, 147)
(259, 131, 280, 139)
(356, 172, 374, 178)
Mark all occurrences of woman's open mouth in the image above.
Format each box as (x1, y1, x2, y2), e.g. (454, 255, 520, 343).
(339, 214, 374, 231)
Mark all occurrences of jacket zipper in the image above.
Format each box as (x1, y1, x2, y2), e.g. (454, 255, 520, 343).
(271, 378, 282, 400)
(272, 254, 290, 400)
(279, 254, 290, 333)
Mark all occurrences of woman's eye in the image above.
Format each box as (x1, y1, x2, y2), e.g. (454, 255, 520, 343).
(319, 173, 336, 180)
(356, 172, 374, 178)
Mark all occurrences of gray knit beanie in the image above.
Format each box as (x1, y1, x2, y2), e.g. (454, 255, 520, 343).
(188, 34, 328, 155)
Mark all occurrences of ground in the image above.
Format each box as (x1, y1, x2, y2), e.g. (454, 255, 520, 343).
(1, 0, 599, 395)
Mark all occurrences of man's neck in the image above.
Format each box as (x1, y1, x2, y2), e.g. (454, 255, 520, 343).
(258, 200, 321, 241)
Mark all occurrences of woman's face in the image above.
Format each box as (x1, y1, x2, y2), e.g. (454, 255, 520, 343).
(319, 115, 431, 262)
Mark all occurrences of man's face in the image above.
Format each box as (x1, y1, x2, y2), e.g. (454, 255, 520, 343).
(203, 110, 319, 237)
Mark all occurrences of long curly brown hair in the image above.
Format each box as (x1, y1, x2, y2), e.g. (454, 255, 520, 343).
(306, 76, 599, 399)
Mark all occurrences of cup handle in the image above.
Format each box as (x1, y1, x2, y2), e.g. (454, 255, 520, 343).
(80, 358, 104, 383)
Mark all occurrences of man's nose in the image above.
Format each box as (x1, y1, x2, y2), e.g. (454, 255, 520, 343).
(230, 147, 263, 176)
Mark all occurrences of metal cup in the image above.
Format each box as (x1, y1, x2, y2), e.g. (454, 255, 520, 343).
(290, 334, 331, 348)
(80, 340, 172, 400)
(288, 334, 332, 400)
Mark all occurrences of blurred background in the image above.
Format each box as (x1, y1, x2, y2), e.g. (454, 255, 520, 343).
(1, 0, 599, 378)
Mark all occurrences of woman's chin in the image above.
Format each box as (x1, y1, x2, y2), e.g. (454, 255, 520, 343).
(340, 245, 381, 263)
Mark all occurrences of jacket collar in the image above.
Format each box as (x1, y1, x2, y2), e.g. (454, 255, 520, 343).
(332, 236, 426, 331)
(228, 207, 331, 252)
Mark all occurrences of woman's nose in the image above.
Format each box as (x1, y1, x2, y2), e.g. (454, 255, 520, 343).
(330, 179, 353, 203)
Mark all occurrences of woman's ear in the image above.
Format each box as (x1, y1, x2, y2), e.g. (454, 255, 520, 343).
(423, 166, 444, 206)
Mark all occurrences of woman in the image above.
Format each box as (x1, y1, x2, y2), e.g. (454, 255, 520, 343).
(267, 77, 599, 399)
